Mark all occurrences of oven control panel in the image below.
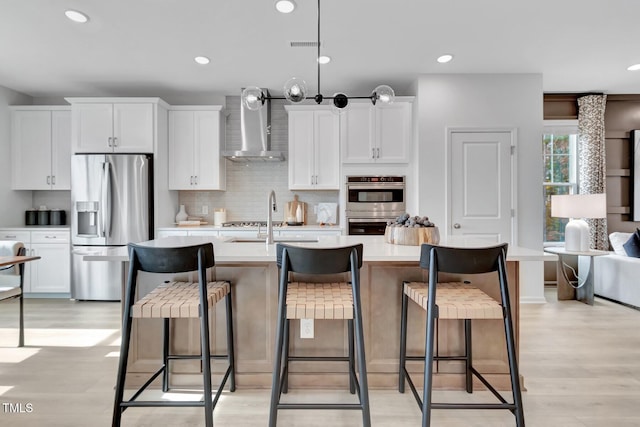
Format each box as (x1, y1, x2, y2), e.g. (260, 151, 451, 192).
(346, 176, 405, 183)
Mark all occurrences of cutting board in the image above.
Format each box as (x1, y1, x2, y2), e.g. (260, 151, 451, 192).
(285, 195, 307, 225)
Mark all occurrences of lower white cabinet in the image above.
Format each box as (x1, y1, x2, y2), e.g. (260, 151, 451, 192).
(0, 229, 70, 295)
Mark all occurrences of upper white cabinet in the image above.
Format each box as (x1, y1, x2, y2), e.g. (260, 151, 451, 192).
(66, 98, 167, 153)
(341, 99, 413, 164)
(168, 107, 226, 190)
(285, 106, 340, 190)
(11, 106, 71, 190)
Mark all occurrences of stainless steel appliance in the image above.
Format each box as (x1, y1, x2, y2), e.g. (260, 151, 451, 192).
(71, 154, 153, 300)
(345, 176, 406, 235)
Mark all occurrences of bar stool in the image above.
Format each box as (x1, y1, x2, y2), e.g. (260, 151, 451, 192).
(398, 243, 524, 427)
(112, 243, 235, 427)
(269, 243, 370, 427)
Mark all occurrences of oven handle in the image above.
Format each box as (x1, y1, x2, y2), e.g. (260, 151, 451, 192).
(347, 218, 393, 223)
(347, 184, 405, 190)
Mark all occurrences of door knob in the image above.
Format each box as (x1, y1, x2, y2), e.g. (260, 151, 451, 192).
(453, 223, 461, 229)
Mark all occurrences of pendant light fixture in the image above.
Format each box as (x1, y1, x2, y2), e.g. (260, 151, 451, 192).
(242, 0, 395, 111)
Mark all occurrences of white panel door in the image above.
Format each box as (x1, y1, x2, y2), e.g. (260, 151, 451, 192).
(450, 130, 513, 243)
(194, 110, 222, 189)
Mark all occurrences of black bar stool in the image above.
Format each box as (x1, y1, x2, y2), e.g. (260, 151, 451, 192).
(269, 243, 370, 427)
(398, 243, 524, 427)
(112, 243, 235, 427)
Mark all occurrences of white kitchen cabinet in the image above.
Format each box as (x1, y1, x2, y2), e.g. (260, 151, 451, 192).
(11, 107, 71, 190)
(285, 106, 340, 190)
(168, 107, 226, 190)
(66, 98, 167, 153)
(0, 229, 70, 295)
(30, 231, 70, 294)
(341, 99, 413, 164)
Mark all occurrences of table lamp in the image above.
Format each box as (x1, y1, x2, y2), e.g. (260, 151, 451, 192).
(551, 193, 607, 252)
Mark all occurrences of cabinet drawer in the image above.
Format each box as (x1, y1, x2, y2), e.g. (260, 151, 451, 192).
(0, 230, 31, 242)
(31, 231, 70, 244)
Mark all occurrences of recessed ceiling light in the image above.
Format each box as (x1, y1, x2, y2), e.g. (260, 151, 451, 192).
(627, 63, 640, 71)
(65, 10, 89, 23)
(194, 56, 210, 65)
(437, 54, 454, 64)
(275, 0, 296, 13)
(317, 56, 331, 65)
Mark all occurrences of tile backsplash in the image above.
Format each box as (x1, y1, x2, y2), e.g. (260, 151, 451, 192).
(177, 96, 339, 224)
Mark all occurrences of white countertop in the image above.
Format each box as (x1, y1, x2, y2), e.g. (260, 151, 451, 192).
(0, 225, 70, 231)
(83, 235, 550, 263)
(157, 225, 343, 232)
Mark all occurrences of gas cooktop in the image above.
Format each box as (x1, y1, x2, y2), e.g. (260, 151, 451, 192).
(221, 221, 284, 228)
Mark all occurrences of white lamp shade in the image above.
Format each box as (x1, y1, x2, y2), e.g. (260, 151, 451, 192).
(551, 193, 606, 252)
(551, 193, 607, 219)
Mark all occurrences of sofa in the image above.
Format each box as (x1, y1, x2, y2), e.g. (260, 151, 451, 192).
(594, 232, 640, 308)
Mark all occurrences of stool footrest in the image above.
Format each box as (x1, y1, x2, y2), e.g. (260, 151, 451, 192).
(278, 403, 364, 410)
(121, 400, 206, 408)
(288, 355, 350, 362)
(432, 402, 517, 410)
(167, 354, 230, 361)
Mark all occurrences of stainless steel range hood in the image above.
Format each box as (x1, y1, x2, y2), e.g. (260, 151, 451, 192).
(222, 90, 285, 162)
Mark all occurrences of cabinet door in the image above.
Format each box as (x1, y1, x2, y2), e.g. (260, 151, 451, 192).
(168, 110, 196, 190)
(314, 110, 340, 189)
(288, 111, 315, 189)
(30, 243, 71, 293)
(375, 102, 411, 163)
(194, 111, 224, 190)
(72, 103, 114, 153)
(341, 103, 374, 163)
(11, 110, 52, 190)
(113, 103, 154, 153)
(51, 110, 72, 190)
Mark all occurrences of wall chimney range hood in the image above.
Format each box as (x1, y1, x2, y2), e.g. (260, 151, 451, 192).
(222, 89, 285, 162)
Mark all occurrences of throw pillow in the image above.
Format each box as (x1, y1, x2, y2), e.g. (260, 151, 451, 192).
(609, 232, 633, 256)
(623, 229, 640, 258)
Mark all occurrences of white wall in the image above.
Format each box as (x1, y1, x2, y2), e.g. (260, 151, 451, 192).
(0, 85, 33, 226)
(415, 74, 545, 303)
(415, 74, 543, 250)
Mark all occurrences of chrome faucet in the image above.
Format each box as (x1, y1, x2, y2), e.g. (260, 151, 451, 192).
(266, 190, 277, 245)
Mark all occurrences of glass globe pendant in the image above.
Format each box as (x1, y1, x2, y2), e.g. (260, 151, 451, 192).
(241, 86, 265, 111)
(371, 85, 395, 105)
(283, 77, 308, 103)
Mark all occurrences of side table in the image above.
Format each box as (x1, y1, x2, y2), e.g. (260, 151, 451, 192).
(544, 246, 608, 305)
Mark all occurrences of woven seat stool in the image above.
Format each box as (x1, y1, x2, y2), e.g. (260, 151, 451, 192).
(269, 243, 370, 427)
(398, 243, 524, 427)
(112, 243, 235, 427)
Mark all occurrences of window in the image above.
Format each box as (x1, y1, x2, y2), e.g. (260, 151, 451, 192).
(543, 120, 578, 243)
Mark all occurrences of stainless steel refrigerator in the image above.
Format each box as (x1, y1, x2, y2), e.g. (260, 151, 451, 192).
(71, 154, 153, 300)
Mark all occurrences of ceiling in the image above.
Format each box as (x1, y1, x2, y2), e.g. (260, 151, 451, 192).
(1, 0, 639, 100)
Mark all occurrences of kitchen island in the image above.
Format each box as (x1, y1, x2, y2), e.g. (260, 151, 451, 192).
(90, 235, 546, 391)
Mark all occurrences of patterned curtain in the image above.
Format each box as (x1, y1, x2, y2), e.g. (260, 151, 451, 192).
(577, 94, 608, 250)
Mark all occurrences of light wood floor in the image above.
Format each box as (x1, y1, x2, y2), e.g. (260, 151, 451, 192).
(1, 288, 640, 426)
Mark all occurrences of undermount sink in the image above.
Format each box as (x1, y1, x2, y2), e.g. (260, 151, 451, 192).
(226, 236, 319, 243)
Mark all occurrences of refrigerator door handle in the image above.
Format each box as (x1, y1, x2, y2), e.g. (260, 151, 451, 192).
(104, 160, 113, 238)
(100, 162, 108, 238)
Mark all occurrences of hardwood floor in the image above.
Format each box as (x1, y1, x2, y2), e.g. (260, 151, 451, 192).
(1, 288, 639, 426)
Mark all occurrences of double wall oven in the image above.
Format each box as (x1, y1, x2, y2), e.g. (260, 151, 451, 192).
(346, 176, 406, 235)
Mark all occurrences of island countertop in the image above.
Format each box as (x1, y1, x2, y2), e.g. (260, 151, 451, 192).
(83, 235, 549, 263)
(100, 233, 542, 391)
